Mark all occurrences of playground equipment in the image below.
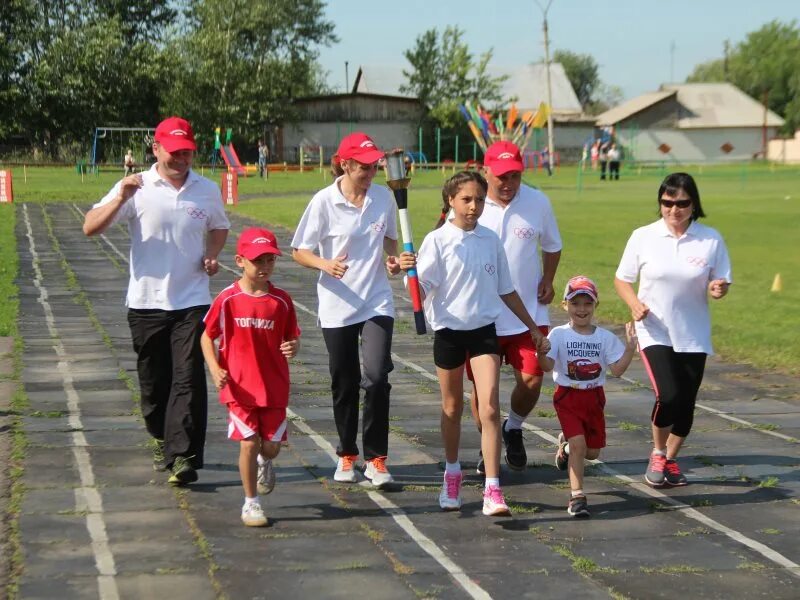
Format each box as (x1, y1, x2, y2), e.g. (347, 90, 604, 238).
(220, 143, 246, 175)
(90, 127, 154, 171)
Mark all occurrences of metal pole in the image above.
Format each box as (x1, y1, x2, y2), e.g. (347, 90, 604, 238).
(542, 6, 555, 164)
(345, 61, 349, 92)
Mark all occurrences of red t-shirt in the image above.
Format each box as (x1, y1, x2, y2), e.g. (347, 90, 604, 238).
(204, 281, 301, 408)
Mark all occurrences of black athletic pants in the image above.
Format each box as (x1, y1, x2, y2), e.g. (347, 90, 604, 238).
(641, 345, 706, 438)
(127, 306, 209, 469)
(609, 161, 620, 180)
(322, 316, 394, 460)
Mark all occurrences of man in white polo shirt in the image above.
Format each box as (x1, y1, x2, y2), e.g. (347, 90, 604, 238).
(83, 116, 230, 486)
(469, 141, 562, 472)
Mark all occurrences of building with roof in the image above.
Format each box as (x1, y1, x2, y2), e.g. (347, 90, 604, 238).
(595, 83, 785, 162)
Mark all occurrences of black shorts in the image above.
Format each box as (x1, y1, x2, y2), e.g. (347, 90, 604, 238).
(433, 324, 500, 370)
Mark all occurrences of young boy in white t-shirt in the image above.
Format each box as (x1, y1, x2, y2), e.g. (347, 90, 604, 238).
(201, 227, 300, 527)
(537, 276, 636, 518)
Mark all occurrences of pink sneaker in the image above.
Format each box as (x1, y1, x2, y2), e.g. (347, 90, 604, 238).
(439, 471, 463, 511)
(482, 485, 510, 516)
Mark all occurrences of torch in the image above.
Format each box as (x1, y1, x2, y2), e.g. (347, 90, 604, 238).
(385, 149, 426, 335)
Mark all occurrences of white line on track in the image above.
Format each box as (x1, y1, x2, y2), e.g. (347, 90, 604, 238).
(24, 205, 120, 599)
(71, 208, 800, 582)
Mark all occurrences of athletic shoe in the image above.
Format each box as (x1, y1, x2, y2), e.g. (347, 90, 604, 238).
(364, 456, 394, 488)
(567, 495, 590, 518)
(664, 459, 688, 486)
(644, 452, 667, 487)
(502, 419, 527, 471)
(554, 433, 568, 471)
(257, 458, 276, 495)
(476, 451, 485, 476)
(334, 455, 358, 483)
(241, 502, 268, 527)
(482, 485, 511, 516)
(439, 471, 463, 511)
(168, 456, 198, 486)
(152, 439, 166, 472)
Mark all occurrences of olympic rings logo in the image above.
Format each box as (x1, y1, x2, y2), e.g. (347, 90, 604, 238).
(370, 220, 386, 233)
(514, 227, 535, 239)
(186, 207, 208, 219)
(686, 256, 708, 268)
(485, 264, 496, 275)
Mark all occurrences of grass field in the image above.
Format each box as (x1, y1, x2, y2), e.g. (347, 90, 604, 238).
(2, 162, 798, 373)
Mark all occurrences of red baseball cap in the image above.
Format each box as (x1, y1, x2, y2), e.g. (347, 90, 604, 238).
(154, 116, 197, 153)
(236, 227, 282, 259)
(337, 132, 385, 164)
(484, 141, 524, 176)
(564, 276, 598, 302)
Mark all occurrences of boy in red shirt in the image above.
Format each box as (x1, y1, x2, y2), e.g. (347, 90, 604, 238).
(201, 227, 300, 527)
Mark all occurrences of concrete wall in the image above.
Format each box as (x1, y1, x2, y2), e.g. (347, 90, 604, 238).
(767, 130, 800, 164)
(615, 127, 778, 163)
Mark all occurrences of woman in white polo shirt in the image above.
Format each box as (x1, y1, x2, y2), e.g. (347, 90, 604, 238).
(615, 172, 731, 488)
(291, 132, 400, 489)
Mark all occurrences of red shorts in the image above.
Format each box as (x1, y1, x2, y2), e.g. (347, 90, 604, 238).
(466, 326, 549, 381)
(227, 404, 288, 442)
(553, 385, 606, 449)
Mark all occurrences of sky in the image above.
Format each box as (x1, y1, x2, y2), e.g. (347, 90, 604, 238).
(318, 0, 799, 101)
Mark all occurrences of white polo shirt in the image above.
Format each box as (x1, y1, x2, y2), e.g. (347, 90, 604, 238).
(479, 184, 562, 333)
(291, 178, 398, 327)
(546, 324, 626, 389)
(94, 164, 230, 310)
(616, 219, 732, 354)
(415, 221, 514, 331)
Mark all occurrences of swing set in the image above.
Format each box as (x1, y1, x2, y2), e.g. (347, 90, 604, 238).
(90, 127, 155, 172)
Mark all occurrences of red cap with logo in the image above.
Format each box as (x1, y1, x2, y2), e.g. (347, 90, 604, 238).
(154, 116, 197, 153)
(337, 132, 385, 164)
(236, 227, 282, 259)
(564, 276, 598, 302)
(484, 141, 524, 176)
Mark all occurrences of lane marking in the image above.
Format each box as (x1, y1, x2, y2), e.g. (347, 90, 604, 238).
(24, 204, 120, 600)
(71, 206, 800, 581)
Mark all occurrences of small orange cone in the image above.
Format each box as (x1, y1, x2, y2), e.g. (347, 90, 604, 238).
(771, 273, 782, 292)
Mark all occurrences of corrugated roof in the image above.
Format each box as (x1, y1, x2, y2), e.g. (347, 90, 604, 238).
(352, 63, 583, 115)
(596, 83, 785, 128)
(663, 83, 784, 128)
(595, 90, 675, 126)
(496, 62, 583, 115)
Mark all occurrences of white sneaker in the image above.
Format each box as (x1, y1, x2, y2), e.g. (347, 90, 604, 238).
(257, 458, 276, 495)
(439, 471, 463, 511)
(241, 502, 268, 527)
(482, 485, 511, 517)
(334, 455, 358, 483)
(364, 457, 394, 488)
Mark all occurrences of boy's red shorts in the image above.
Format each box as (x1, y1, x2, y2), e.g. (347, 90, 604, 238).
(466, 326, 549, 381)
(553, 385, 606, 449)
(227, 404, 288, 442)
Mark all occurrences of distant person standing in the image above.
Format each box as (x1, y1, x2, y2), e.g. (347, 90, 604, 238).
(608, 143, 621, 180)
(541, 146, 553, 176)
(599, 143, 609, 180)
(124, 149, 136, 177)
(258, 140, 269, 179)
(83, 116, 230, 486)
(590, 140, 600, 171)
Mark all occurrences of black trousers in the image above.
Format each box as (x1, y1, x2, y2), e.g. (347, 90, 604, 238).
(641, 345, 706, 437)
(322, 316, 394, 460)
(609, 161, 620, 180)
(127, 306, 209, 469)
(600, 160, 608, 179)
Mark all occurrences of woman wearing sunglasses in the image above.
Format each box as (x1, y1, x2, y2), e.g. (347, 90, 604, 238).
(614, 172, 732, 488)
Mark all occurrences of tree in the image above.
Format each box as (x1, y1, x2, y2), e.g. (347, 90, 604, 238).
(401, 26, 508, 129)
(553, 50, 599, 109)
(686, 20, 800, 133)
(162, 0, 337, 143)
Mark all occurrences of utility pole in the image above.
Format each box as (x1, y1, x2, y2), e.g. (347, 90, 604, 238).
(345, 61, 350, 93)
(536, 1, 555, 161)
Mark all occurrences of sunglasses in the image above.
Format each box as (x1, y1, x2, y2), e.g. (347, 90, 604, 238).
(659, 198, 692, 209)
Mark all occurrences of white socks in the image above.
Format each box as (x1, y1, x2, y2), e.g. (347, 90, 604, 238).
(505, 410, 525, 431)
(445, 461, 461, 474)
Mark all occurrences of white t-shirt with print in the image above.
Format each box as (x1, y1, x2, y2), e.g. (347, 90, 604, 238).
(415, 221, 514, 331)
(291, 178, 398, 327)
(479, 184, 562, 332)
(546, 323, 626, 389)
(615, 219, 732, 354)
(94, 164, 230, 310)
